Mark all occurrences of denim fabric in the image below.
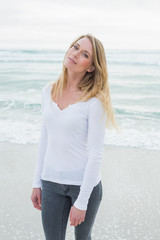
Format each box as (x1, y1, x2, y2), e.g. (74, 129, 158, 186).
(41, 180, 103, 240)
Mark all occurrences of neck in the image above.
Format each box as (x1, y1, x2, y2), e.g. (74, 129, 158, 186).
(66, 70, 86, 92)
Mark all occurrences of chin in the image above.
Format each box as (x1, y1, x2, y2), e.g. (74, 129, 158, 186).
(64, 59, 70, 68)
(64, 62, 74, 71)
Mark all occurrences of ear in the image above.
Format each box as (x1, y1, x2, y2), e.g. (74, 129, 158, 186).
(87, 64, 95, 73)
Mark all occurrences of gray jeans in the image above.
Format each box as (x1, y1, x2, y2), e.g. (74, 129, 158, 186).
(41, 180, 103, 240)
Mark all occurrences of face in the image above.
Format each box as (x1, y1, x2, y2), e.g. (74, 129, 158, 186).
(64, 37, 95, 74)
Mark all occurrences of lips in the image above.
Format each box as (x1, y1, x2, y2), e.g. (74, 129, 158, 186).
(68, 57, 76, 64)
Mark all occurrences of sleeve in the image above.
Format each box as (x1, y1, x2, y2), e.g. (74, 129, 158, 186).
(32, 86, 48, 188)
(73, 98, 107, 210)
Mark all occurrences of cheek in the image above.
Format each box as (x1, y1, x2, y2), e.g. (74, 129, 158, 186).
(64, 50, 72, 65)
(65, 48, 73, 59)
(79, 58, 91, 68)
(65, 50, 71, 60)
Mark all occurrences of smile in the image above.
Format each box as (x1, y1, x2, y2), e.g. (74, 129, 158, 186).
(68, 57, 76, 64)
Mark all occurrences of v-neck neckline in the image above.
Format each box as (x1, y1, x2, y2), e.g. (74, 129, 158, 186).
(51, 100, 79, 112)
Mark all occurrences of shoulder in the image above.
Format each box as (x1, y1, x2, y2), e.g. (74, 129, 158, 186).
(88, 97, 107, 121)
(42, 82, 53, 97)
(88, 97, 104, 111)
(42, 82, 53, 92)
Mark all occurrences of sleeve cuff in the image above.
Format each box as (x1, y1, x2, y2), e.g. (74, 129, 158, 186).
(73, 200, 88, 211)
(32, 179, 42, 188)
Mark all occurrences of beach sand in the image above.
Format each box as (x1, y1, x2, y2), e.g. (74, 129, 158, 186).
(0, 143, 160, 240)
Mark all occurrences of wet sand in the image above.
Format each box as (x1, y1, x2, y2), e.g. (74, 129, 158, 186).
(0, 143, 160, 240)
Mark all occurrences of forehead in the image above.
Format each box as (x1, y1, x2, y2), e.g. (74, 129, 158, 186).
(76, 37, 93, 55)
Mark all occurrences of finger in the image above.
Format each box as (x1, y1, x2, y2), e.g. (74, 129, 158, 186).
(33, 200, 38, 207)
(33, 202, 38, 209)
(78, 220, 82, 225)
(35, 204, 41, 210)
(32, 197, 37, 206)
(74, 219, 80, 226)
(33, 199, 41, 210)
(70, 218, 76, 226)
(37, 199, 41, 207)
(37, 205, 41, 210)
(33, 203, 41, 210)
(78, 217, 85, 225)
(82, 217, 85, 222)
(35, 194, 41, 207)
(70, 219, 74, 226)
(37, 194, 41, 205)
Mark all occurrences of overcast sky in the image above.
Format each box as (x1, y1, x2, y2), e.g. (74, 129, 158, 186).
(0, 0, 160, 50)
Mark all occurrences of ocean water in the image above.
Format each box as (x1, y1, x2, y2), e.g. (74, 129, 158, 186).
(0, 49, 160, 150)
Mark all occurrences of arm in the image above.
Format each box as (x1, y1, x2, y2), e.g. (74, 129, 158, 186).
(73, 98, 107, 210)
(32, 86, 48, 188)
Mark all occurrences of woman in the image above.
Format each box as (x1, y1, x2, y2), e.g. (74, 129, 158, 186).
(31, 33, 119, 240)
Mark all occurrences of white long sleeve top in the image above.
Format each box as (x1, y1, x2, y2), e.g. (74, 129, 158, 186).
(32, 83, 107, 210)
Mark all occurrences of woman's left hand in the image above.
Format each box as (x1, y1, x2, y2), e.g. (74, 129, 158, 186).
(69, 205, 86, 226)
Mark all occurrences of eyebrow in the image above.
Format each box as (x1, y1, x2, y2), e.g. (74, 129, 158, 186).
(75, 42, 91, 55)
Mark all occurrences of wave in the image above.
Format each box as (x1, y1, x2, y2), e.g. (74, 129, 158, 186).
(1, 99, 160, 121)
(115, 107, 160, 120)
(0, 100, 41, 112)
(0, 49, 160, 67)
(0, 60, 63, 63)
(0, 118, 160, 150)
(0, 59, 159, 67)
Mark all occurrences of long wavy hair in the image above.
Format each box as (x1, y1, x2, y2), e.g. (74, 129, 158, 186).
(50, 33, 119, 132)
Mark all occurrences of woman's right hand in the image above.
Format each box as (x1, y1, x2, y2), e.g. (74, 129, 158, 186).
(31, 188, 42, 210)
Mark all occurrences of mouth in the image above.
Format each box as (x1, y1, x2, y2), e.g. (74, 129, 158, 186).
(68, 57, 76, 64)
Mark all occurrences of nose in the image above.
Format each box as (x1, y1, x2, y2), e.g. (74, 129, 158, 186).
(73, 50, 80, 58)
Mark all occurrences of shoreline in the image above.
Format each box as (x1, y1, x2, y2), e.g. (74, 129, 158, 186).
(1, 141, 160, 151)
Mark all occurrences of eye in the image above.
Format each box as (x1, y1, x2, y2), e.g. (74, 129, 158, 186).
(73, 45, 78, 50)
(83, 53, 89, 58)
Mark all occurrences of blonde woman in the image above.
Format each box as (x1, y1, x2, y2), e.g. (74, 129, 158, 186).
(31, 33, 119, 240)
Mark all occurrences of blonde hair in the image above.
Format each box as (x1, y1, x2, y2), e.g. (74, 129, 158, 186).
(50, 33, 120, 132)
